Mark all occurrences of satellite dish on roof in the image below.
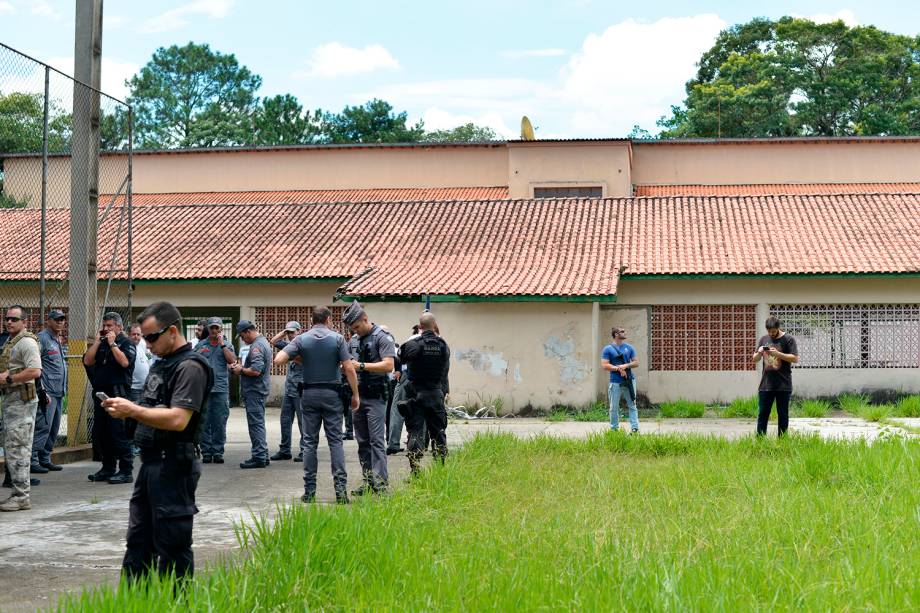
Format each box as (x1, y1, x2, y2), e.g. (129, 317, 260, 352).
(520, 116, 536, 140)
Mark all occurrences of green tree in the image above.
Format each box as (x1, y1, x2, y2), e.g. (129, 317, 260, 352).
(659, 17, 920, 137)
(320, 99, 425, 143)
(0, 91, 71, 153)
(127, 42, 262, 148)
(251, 94, 321, 145)
(422, 122, 498, 142)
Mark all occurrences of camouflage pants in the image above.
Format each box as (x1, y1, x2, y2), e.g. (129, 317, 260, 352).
(1, 396, 37, 500)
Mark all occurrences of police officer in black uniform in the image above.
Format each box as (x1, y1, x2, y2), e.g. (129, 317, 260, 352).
(397, 312, 450, 476)
(102, 301, 213, 581)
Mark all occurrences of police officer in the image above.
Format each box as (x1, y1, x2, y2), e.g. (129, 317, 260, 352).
(274, 306, 358, 503)
(231, 320, 272, 469)
(270, 321, 304, 462)
(398, 312, 451, 476)
(101, 301, 212, 580)
(32, 309, 67, 473)
(0, 305, 42, 511)
(195, 317, 235, 463)
(342, 301, 395, 495)
(83, 311, 136, 485)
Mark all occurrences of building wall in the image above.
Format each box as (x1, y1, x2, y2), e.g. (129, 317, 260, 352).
(3, 156, 129, 209)
(632, 141, 920, 186)
(507, 142, 632, 198)
(615, 276, 920, 402)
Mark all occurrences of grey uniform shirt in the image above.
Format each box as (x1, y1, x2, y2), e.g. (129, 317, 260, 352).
(282, 324, 351, 385)
(241, 334, 272, 396)
(38, 328, 67, 397)
(195, 338, 236, 394)
(348, 324, 397, 387)
(274, 338, 303, 395)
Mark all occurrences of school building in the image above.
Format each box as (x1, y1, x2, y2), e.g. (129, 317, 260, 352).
(2, 136, 920, 408)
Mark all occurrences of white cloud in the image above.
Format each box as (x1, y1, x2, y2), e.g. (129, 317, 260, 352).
(362, 14, 725, 138)
(0, 2, 15, 16)
(138, 0, 234, 33)
(557, 14, 726, 135)
(502, 49, 567, 59)
(31, 0, 61, 19)
(415, 107, 517, 139)
(793, 9, 859, 27)
(295, 42, 400, 78)
(105, 15, 130, 30)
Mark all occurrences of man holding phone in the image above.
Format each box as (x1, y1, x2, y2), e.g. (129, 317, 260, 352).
(752, 316, 799, 436)
(83, 312, 136, 484)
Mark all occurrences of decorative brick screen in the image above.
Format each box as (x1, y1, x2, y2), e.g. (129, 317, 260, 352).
(651, 305, 757, 371)
(534, 186, 603, 199)
(252, 306, 348, 375)
(770, 304, 920, 368)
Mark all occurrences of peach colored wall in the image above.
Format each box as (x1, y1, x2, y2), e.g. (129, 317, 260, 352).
(507, 142, 632, 198)
(4, 146, 508, 207)
(632, 141, 920, 186)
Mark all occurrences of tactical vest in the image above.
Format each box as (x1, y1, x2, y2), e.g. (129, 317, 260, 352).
(354, 326, 389, 397)
(135, 343, 214, 450)
(406, 333, 449, 389)
(299, 330, 344, 385)
(0, 329, 39, 401)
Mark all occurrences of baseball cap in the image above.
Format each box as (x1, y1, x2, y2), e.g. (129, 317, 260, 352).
(284, 321, 302, 332)
(235, 320, 256, 335)
(206, 316, 224, 328)
(47, 309, 66, 320)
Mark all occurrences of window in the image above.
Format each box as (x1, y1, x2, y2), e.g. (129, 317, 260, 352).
(533, 186, 603, 199)
(252, 306, 348, 375)
(770, 304, 920, 368)
(651, 305, 757, 371)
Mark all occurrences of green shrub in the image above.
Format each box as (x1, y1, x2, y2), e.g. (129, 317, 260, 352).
(859, 404, 892, 422)
(794, 399, 831, 418)
(721, 396, 758, 418)
(838, 393, 869, 415)
(659, 398, 706, 418)
(893, 395, 920, 418)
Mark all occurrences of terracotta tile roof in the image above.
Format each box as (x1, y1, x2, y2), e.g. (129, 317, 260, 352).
(99, 187, 509, 206)
(3, 194, 920, 296)
(635, 183, 920, 197)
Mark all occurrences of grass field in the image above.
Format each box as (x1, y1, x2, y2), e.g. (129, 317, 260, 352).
(61, 432, 920, 612)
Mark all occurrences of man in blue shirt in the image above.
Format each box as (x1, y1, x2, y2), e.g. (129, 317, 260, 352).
(195, 317, 236, 463)
(31, 310, 68, 472)
(601, 326, 640, 433)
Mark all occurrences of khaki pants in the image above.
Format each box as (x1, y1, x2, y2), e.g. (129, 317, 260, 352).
(1, 395, 37, 499)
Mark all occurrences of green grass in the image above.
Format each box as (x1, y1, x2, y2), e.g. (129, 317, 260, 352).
(838, 393, 870, 414)
(659, 398, 706, 418)
(60, 433, 920, 611)
(720, 395, 759, 418)
(792, 398, 832, 418)
(546, 401, 609, 422)
(893, 395, 920, 417)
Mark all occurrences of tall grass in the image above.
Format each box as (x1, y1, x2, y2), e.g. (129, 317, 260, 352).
(60, 433, 920, 611)
(838, 393, 870, 414)
(894, 395, 920, 417)
(793, 398, 832, 418)
(659, 398, 706, 418)
(721, 395, 758, 418)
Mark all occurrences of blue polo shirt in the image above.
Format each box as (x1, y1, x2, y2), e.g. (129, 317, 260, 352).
(602, 342, 636, 384)
(38, 328, 68, 396)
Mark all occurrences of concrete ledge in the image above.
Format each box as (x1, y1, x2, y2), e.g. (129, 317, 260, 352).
(0, 444, 93, 471)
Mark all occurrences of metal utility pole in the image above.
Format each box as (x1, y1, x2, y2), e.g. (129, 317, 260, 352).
(67, 0, 103, 444)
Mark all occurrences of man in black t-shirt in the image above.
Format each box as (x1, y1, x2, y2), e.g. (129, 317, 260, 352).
(752, 316, 799, 436)
(102, 301, 212, 581)
(83, 312, 136, 484)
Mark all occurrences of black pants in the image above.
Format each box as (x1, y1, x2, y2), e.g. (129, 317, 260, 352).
(92, 391, 133, 473)
(123, 458, 201, 581)
(757, 390, 791, 436)
(405, 386, 448, 474)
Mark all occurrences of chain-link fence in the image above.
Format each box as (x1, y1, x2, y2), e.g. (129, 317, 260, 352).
(0, 42, 132, 446)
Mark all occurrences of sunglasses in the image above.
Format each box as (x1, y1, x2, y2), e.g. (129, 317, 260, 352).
(4, 316, 22, 322)
(143, 320, 180, 344)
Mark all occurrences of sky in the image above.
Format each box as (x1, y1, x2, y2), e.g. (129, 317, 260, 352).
(1, 1, 919, 138)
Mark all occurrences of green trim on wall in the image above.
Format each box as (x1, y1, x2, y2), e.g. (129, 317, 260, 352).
(620, 272, 920, 281)
(336, 293, 618, 304)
